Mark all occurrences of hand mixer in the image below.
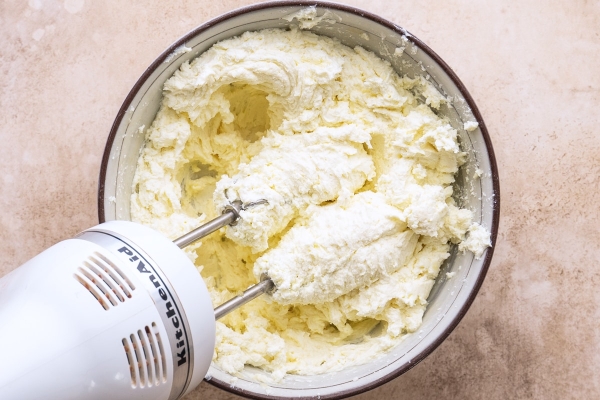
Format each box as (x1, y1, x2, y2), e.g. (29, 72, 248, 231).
(0, 200, 273, 400)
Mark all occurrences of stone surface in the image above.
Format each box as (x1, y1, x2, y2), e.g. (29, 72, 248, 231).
(1, 0, 598, 399)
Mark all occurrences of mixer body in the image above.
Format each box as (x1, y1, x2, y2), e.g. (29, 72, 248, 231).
(0, 221, 216, 400)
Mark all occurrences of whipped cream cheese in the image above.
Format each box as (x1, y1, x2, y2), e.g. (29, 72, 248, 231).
(214, 125, 374, 253)
(254, 191, 418, 305)
(131, 28, 491, 380)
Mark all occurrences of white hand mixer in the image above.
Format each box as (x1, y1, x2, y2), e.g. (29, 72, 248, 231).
(0, 200, 273, 400)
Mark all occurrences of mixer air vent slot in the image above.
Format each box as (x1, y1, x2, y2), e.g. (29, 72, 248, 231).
(122, 323, 166, 388)
(74, 252, 136, 310)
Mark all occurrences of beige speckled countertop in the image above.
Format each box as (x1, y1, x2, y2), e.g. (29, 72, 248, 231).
(1, 0, 599, 399)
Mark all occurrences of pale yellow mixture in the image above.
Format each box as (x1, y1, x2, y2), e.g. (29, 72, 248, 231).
(131, 28, 490, 380)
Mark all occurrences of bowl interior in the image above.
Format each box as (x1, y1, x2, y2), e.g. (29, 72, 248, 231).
(100, 2, 498, 399)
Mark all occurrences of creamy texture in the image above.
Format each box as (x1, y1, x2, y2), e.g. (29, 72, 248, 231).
(254, 191, 418, 305)
(214, 126, 374, 253)
(131, 28, 491, 380)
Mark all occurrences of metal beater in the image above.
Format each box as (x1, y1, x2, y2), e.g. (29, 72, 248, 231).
(173, 199, 275, 320)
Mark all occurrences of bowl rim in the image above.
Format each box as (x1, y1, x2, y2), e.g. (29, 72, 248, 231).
(98, 1, 500, 399)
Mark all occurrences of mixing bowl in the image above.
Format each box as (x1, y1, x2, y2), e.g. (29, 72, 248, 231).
(98, 1, 500, 398)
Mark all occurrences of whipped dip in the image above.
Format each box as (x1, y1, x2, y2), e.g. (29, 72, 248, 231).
(131, 28, 491, 379)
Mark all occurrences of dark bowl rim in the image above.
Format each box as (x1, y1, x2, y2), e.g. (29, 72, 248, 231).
(98, 1, 501, 399)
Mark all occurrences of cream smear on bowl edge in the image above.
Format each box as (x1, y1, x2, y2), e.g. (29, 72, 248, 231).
(130, 27, 491, 381)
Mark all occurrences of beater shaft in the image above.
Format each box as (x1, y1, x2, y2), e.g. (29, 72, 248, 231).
(214, 277, 275, 320)
(172, 199, 274, 319)
(173, 200, 243, 248)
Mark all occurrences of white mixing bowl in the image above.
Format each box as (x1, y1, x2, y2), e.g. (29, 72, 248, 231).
(98, 1, 500, 398)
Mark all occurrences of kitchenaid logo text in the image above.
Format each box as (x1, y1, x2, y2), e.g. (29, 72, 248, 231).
(117, 245, 188, 367)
